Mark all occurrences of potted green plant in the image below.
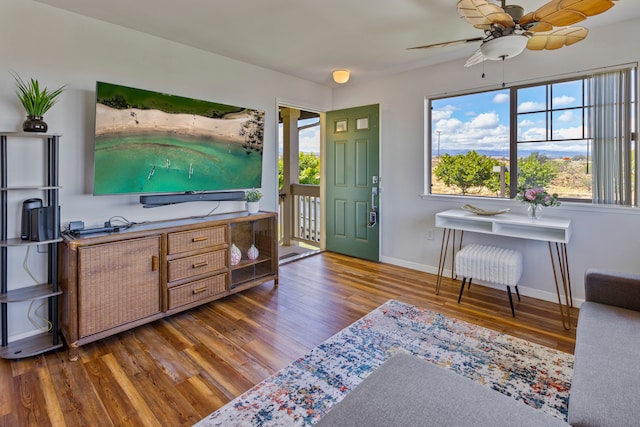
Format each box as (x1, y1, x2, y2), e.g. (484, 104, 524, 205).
(245, 188, 262, 214)
(13, 73, 66, 132)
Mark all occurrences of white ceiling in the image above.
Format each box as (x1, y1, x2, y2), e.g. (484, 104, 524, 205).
(35, 0, 640, 86)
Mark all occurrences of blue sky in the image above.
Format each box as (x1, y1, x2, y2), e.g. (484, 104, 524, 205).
(281, 83, 591, 158)
(431, 80, 589, 157)
(278, 118, 321, 155)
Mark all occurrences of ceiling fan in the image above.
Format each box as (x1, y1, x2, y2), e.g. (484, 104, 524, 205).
(409, 0, 618, 67)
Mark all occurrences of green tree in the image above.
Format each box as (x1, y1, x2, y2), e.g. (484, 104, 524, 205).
(517, 152, 558, 190)
(298, 152, 320, 185)
(434, 150, 501, 195)
(278, 152, 320, 190)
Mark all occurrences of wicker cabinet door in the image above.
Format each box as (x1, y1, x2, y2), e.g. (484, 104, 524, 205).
(77, 236, 161, 338)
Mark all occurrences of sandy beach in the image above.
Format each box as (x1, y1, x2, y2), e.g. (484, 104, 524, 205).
(95, 104, 252, 143)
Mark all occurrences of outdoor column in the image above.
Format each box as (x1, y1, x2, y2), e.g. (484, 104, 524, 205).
(280, 107, 300, 246)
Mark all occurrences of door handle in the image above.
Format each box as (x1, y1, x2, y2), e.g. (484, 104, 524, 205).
(369, 176, 379, 228)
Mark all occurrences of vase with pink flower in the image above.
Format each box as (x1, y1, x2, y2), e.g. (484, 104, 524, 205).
(516, 187, 560, 220)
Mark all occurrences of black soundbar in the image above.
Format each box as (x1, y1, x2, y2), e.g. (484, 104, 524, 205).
(140, 191, 245, 207)
(71, 225, 120, 236)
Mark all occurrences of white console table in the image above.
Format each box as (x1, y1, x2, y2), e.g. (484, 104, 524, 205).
(435, 209, 573, 329)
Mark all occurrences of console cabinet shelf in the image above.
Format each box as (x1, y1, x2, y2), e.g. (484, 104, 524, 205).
(59, 211, 278, 357)
(230, 218, 276, 290)
(0, 132, 62, 359)
(0, 284, 61, 303)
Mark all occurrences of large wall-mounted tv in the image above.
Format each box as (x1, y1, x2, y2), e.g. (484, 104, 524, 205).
(93, 81, 264, 196)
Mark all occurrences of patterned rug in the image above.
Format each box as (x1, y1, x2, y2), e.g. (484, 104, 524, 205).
(195, 299, 573, 426)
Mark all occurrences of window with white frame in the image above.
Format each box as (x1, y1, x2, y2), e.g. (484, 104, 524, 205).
(428, 66, 637, 206)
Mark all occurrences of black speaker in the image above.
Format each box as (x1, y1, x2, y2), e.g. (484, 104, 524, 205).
(21, 198, 43, 240)
(30, 205, 59, 242)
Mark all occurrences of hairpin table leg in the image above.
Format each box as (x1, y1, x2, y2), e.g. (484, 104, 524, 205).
(435, 228, 463, 295)
(548, 241, 573, 330)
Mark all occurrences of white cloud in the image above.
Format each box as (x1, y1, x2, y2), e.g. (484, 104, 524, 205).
(436, 114, 509, 151)
(432, 104, 458, 121)
(299, 127, 320, 153)
(518, 125, 584, 142)
(519, 119, 535, 127)
(558, 111, 574, 122)
(435, 118, 463, 134)
(519, 127, 546, 141)
(277, 123, 320, 154)
(553, 95, 575, 106)
(493, 93, 509, 104)
(469, 112, 500, 129)
(552, 126, 583, 140)
(518, 101, 545, 113)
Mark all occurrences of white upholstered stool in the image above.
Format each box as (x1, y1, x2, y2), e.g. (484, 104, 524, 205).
(455, 244, 523, 317)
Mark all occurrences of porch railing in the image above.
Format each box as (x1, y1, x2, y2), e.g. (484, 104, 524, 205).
(279, 184, 321, 246)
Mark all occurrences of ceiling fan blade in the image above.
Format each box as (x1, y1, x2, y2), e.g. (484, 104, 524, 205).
(526, 26, 589, 50)
(522, 21, 554, 32)
(520, 0, 617, 30)
(457, 0, 515, 28)
(408, 37, 483, 50)
(464, 48, 486, 67)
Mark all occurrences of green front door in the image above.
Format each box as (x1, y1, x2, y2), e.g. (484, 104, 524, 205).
(325, 104, 380, 261)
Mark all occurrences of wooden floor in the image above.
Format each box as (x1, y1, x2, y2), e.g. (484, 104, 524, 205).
(0, 252, 577, 426)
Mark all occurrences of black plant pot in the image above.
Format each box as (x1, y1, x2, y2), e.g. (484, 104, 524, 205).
(23, 115, 48, 132)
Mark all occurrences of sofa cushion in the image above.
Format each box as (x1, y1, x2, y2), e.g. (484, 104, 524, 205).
(569, 301, 640, 426)
(317, 352, 567, 427)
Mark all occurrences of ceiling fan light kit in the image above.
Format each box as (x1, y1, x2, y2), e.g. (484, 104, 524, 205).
(332, 69, 350, 84)
(480, 34, 528, 60)
(409, 0, 618, 67)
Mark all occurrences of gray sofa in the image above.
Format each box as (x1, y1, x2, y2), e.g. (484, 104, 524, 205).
(568, 268, 640, 426)
(319, 268, 640, 426)
(317, 352, 567, 426)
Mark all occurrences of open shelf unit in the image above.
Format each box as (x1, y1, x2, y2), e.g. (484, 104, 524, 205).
(0, 132, 62, 359)
(435, 209, 571, 243)
(230, 216, 277, 290)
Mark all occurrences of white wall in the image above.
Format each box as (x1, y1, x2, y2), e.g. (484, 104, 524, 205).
(332, 18, 640, 305)
(0, 0, 332, 339)
(2, 0, 639, 341)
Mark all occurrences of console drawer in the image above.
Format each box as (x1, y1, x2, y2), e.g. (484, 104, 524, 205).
(168, 226, 227, 255)
(167, 274, 227, 309)
(168, 249, 227, 282)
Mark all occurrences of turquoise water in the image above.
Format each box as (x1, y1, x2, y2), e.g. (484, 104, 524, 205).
(94, 135, 262, 194)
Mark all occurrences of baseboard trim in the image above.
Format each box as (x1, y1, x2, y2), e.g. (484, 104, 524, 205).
(381, 255, 584, 307)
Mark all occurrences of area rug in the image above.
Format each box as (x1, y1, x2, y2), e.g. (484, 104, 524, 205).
(195, 299, 573, 426)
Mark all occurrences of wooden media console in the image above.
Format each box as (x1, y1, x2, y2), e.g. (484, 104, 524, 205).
(58, 211, 278, 358)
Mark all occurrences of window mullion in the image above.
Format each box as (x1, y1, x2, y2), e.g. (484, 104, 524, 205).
(510, 86, 518, 197)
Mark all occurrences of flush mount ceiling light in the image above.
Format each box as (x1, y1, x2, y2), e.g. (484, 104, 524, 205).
(480, 34, 528, 60)
(332, 69, 350, 84)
